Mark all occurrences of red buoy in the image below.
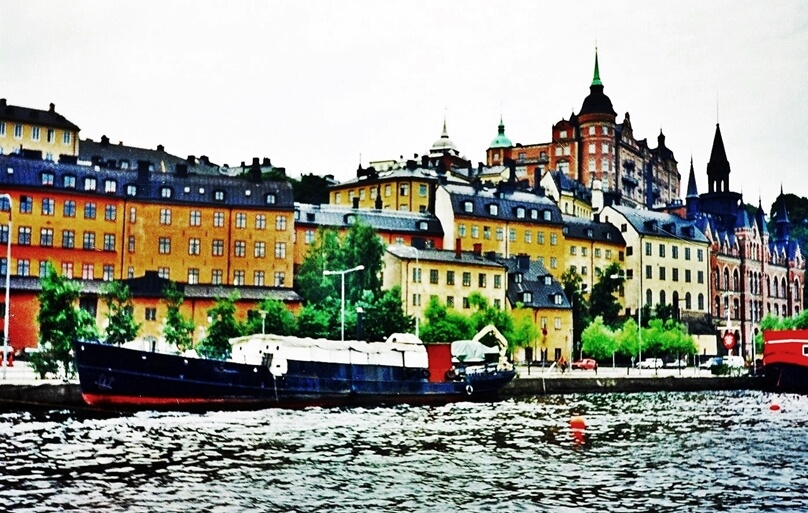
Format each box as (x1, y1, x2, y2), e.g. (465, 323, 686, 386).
(770, 404, 781, 411)
(570, 416, 586, 430)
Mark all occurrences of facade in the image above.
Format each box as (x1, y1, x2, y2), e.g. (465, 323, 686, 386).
(540, 170, 594, 219)
(0, 99, 80, 160)
(293, 203, 443, 268)
(0, 153, 300, 350)
(686, 124, 804, 359)
(484, 51, 681, 210)
(383, 244, 508, 324)
(600, 204, 711, 323)
(561, 214, 626, 294)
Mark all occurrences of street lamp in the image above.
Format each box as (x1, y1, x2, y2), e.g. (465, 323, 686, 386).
(0, 193, 11, 380)
(323, 264, 365, 341)
(259, 309, 267, 335)
(612, 271, 642, 372)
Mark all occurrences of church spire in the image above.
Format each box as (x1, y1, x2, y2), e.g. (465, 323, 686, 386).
(706, 123, 731, 193)
(686, 157, 699, 198)
(774, 185, 791, 242)
(592, 48, 602, 86)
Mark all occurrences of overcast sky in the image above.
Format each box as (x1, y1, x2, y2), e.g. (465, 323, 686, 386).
(2, 1, 806, 211)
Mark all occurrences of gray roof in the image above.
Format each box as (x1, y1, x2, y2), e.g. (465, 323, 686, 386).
(0, 99, 80, 131)
(561, 214, 625, 245)
(80, 137, 222, 176)
(499, 256, 571, 309)
(443, 183, 562, 224)
(609, 205, 707, 243)
(296, 204, 443, 236)
(387, 245, 505, 268)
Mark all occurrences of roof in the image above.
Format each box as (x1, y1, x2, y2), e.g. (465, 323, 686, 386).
(489, 117, 513, 149)
(0, 153, 294, 209)
(608, 205, 708, 243)
(80, 137, 222, 176)
(561, 214, 625, 245)
(0, 99, 80, 131)
(386, 245, 505, 268)
(578, 51, 616, 118)
(498, 256, 570, 309)
(547, 170, 592, 203)
(442, 183, 562, 223)
(296, 204, 443, 236)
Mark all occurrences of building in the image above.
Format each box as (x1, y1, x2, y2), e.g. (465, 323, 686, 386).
(561, 214, 626, 294)
(686, 123, 804, 358)
(485, 50, 681, 210)
(540, 170, 594, 219)
(0, 152, 300, 350)
(0, 99, 80, 160)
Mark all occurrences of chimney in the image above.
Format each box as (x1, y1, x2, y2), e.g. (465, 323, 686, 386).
(137, 160, 150, 182)
(421, 154, 429, 168)
(534, 167, 542, 188)
(187, 155, 196, 165)
(473, 243, 482, 258)
(49, 102, 55, 112)
(517, 254, 530, 270)
(200, 155, 210, 165)
(374, 189, 383, 209)
(455, 238, 462, 259)
(249, 157, 262, 183)
(0, 99, 6, 108)
(406, 159, 417, 170)
(157, 144, 165, 152)
(100, 135, 110, 145)
(427, 183, 437, 215)
(263, 157, 271, 167)
(485, 250, 497, 261)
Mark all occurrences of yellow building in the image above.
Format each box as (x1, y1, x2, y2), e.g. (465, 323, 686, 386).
(329, 160, 442, 213)
(540, 170, 594, 219)
(600, 205, 710, 318)
(561, 214, 626, 294)
(434, 182, 567, 279)
(383, 245, 507, 327)
(0, 99, 80, 160)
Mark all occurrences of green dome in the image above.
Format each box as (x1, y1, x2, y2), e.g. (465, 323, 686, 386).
(489, 117, 512, 148)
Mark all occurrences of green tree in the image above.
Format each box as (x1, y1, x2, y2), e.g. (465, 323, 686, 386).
(295, 228, 344, 304)
(616, 317, 641, 359)
(291, 173, 332, 205)
(35, 263, 98, 378)
(420, 296, 474, 343)
(468, 292, 513, 337)
(588, 263, 624, 328)
(162, 282, 194, 352)
(296, 300, 339, 339)
(342, 220, 385, 301)
(359, 287, 415, 341)
(244, 298, 297, 336)
(100, 281, 140, 346)
(510, 307, 541, 357)
(581, 315, 617, 360)
(562, 268, 590, 357)
(197, 292, 242, 360)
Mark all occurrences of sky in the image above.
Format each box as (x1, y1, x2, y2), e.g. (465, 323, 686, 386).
(2, 1, 807, 211)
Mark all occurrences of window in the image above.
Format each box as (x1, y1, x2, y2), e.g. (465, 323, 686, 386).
(104, 205, 116, 221)
(582, 247, 588, 256)
(61, 262, 73, 279)
(253, 271, 265, 286)
(275, 215, 287, 230)
(605, 249, 612, 259)
(128, 236, 135, 253)
(212, 239, 224, 256)
(274, 271, 285, 287)
(39, 228, 54, 247)
(659, 244, 665, 257)
(672, 268, 679, 282)
(385, 184, 391, 197)
(646, 265, 652, 279)
(463, 201, 473, 213)
(156, 208, 171, 225)
(538, 232, 544, 244)
(419, 184, 427, 197)
(84, 202, 96, 219)
(234, 240, 246, 257)
(550, 257, 557, 269)
(304, 230, 315, 244)
(126, 184, 137, 196)
(550, 233, 557, 245)
(214, 212, 225, 227)
(489, 204, 498, 216)
(18, 226, 31, 245)
(20, 196, 32, 213)
(685, 247, 691, 260)
(570, 246, 577, 255)
(103, 265, 114, 281)
(212, 269, 223, 285)
(103, 234, 115, 251)
(429, 269, 439, 284)
(129, 207, 136, 223)
(40, 198, 55, 216)
(15, 259, 30, 276)
(158, 267, 170, 279)
(483, 226, 491, 240)
(462, 297, 470, 309)
(62, 230, 75, 249)
(659, 267, 666, 280)
(462, 272, 471, 287)
(447, 271, 455, 285)
(0, 226, 6, 244)
(127, 267, 134, 279)
(41, 172, 55, 186)
(84, 177, 97, 191)
(645, 242, 652, 256)
(523, 291, 533, 303)
(255, 214, 266, 230)
(672, 246, 679, 259)
(412, 267, 422, 283)
(698, 271, 704, 284)
(446, 296, 455, 308)
(582, 266, 588, 276)
(158, 237, 171, 254)
(509, 229, 516, 242)
(14, 124, 23, 139)
(525, 230, 532, 243)
(497, 227, 504, 241)
(47, 128, 54, 143)
(589, 143, 596, 154)
(494, 275, 502, 289)
(400, 184, 408, 196)
(63, 200, 76, 217)
(412, 293, 421, 306)
(254, 241, 266, 258)
(145, 308, 157, 321)
(471, 226, 479, 239)
(81, 263, 93, 280)
(160, 187, 173, 199)
(104, 179, 117, 193)
(63, 131, 71, 145)
(188, 238, 201, 255)
(188, 269, 200, 285)
(516, 207, 525, 219)
(697, 249, 704, 262)
(83, 231, 95, 250)
(275, 242, 287, 259)
(0, 122, 5, 137)
(478, 273, 487, 287)
(235, 213, 247, 228)
(265, 193, 276, 204)
(233, 270, 245, 286)
(190, 210, 201, 226)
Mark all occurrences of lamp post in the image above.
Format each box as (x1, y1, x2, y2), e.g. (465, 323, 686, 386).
(323, 264, 365, 341)
(612, 271, 641, 372)
(0, 193, 11, 380)
(259, 309, 267, 335)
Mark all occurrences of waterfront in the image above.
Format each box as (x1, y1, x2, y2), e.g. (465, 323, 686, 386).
(0, 390, 806, 512)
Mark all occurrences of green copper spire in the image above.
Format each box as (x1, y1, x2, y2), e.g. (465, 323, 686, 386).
(592, 48, 602, 86)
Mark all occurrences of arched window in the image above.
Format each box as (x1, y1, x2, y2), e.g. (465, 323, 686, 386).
(794, 279, 801, 301)
(685, 292, 692, 310)
(774, 279, 779, 298)
(733, 269, 740, 291)
(775, 304, 780, 316)
(781, 277, 787, 298)
(645, 289, 653, 307)
(659, 290, 666, 307)
(723, 267, 730, 289)
(698, 293, 705, 310)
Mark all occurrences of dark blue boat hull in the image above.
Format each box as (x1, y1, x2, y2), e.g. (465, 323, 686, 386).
(73, 341, 516, 409)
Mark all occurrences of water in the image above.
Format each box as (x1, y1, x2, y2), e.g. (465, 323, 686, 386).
(0, 390, 806, 512)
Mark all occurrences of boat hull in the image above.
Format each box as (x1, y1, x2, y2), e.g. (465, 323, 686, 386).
(762, 329, 808, 393)
(73, 341, 516, 410)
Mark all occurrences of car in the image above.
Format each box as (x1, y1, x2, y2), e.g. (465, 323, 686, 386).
(699, 357, 720, 370)
(724, 356, 746, 368)
(572, 358, 598, 370)
(636, 358, 663, 369)
(665, 358, 687, 369)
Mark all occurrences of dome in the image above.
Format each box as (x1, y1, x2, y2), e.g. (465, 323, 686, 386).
(430, 119, 458, 155)
(489, 117, 512, 148)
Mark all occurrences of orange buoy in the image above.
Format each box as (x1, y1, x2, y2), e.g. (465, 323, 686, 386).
(770, 404, 781, 411)
(570, 416, 586, 430)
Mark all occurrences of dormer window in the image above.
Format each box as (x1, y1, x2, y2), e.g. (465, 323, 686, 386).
(543, 210, 551, 221)
(418, 221, 428, 230)
(586, 229, 593, 237)
(530, 209, 538, 220)
(545, 276, 552, 285)
(513, 273, 523, 284)
(463, 201, 473, 213)
(41, 172, 54, 186)
(214, 190, 225, 201)
(160, 186, 173, 199)
(489, 204, 499, 216)
(126, 184, 137, 197)
(63, 175, 76, 188)
(104, 179, 117, 193)
(84, 177, 97, 191)
(265, 193, 276, 204)
(522, 291, 532, 303)
(554, 294, 563, 305)
(516, 207, 525, 219)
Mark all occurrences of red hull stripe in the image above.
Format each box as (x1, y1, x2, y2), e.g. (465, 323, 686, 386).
(82, 393, 267, 407)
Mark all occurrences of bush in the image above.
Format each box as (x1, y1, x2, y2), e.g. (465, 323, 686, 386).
(29, 350, 60, 379)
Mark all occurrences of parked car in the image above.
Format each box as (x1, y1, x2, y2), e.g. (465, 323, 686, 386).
(665, 358, 687, 369)
(636, 358, 663, 369)
(572, 358, 598, 370)
(699, 357, 720, 370)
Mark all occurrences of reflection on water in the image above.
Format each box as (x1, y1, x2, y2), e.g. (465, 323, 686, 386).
(0, 391, 807, 512)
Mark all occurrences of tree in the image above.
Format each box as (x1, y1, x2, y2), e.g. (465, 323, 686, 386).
(100, 281, 140, 346)
(588, 263, 624, 328)
(342, 220, 385, 301)
(420, 296, 474, 343)
(295, 227, 344, 304)
(468, 292, 513, 337)
(296, 301, 338, 339)
(615, 317, 641, 359)
(581, 316, 617, 360)
(359, 287, 415, 341)
(35, 263, 98, 378)
(243, 298, 297, 336)
(562, 268, 590, 357)
(510, 307, 541, 358)
(162, 282, 194, 352)
(197, 292, 242, 360)
(291, 173, 332, 205)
